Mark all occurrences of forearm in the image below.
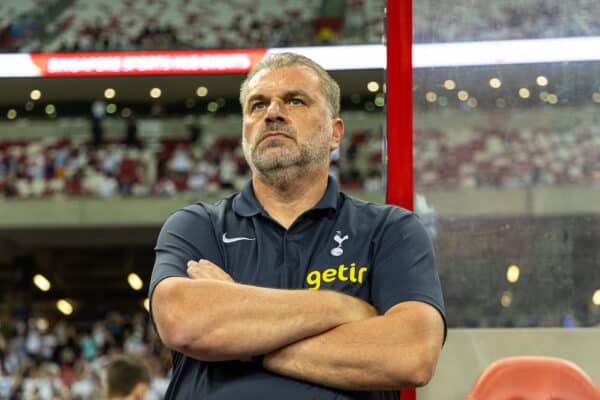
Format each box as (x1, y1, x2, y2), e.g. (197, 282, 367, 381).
(152, 277, 373, 361)
(263, 301, 444, 391)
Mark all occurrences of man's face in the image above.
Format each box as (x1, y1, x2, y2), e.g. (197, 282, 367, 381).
(241, 66, 342, 182)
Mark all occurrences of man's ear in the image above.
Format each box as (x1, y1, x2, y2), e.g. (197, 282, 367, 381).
(330, 118, 345, 151)
(131, 382, 149, 400)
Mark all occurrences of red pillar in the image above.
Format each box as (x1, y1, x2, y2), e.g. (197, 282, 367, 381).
(385, 0, 413, 211)
(386, 1, 416, 399)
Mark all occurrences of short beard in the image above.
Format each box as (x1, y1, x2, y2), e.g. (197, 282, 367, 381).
(243, 124, 331, 189)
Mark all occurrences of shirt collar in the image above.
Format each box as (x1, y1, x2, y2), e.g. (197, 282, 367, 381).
(232, 179, 265, 217)
(232, 176, 339, 218)
(313, 175, 339, 211)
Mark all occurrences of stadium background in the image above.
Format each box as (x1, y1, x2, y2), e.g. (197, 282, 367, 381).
(0, 0, 599, 398)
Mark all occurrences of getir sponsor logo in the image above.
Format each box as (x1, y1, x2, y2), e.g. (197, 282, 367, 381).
(306, 263, 368, 290)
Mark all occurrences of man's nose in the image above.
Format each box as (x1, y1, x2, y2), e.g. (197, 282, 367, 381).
(265, 100, 287, 123)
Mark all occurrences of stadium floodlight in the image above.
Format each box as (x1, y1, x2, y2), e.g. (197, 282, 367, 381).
(443, 80, 456, 90)
(489, 78, 502, 89)
(196, 86, 208, 97)
(33, 274, 51, 291)
(518, 88, 531, 98)
(593, 290, 600, 306)
(367, 81, 380, 92)
(500, 291, 513, 308)
(30, 89, 42, 100)
(149, 88, 162, 99)
(57, 299, 74, 315)
(536, 76, 549, 86)
(104, 88, 116, 99)
(506, 265, 520, 283)
(128, 273, 144, 291)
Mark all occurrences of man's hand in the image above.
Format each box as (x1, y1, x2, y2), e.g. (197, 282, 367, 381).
(186, 259, 376, 322)
(186, 259, 376, 323)
(187, 259, 234, 282)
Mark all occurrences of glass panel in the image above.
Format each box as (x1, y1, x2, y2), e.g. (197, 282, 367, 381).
(413, 0, 600, 327)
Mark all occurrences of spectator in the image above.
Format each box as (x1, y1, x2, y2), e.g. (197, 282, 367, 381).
(168, 144, 191, 177)
(92, 118, 104, 148)
(3, 175, 19, 198)
(79, 330, 97, 361)
(363, 168, 382, 192)
(90, 99, 107, 148)
(124, 117, 139, 148)
(151, 175, 177, 197)
(105, 354, 151, 400)
(218, 149, 237, 190)
(186, 118, 203, 146)
(98, 171, 119, 198)
(102, 146, 122, 177)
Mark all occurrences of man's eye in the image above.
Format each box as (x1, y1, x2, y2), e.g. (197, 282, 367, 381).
(289, 98, 304, 105)
(251, 102, 266, 110)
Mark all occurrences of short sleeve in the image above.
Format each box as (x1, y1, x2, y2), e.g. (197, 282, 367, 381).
(371, 210, 446, 331)
(148, 204, 222, 301)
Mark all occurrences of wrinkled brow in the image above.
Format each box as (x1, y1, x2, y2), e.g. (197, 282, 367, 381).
(282, 90, 311, 100)
(246, 90, 312, 105)
(246, 94, 268, 105)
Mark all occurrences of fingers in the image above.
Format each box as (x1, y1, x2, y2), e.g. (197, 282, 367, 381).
(186, 260, 202, 279)
(187, 259, 234, 282)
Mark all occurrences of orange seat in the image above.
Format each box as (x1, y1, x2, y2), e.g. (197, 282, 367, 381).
(466, 356, 600, 400)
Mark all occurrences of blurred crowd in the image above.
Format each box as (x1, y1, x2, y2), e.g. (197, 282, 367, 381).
(0, 0, 379, 53)
(54, 21, 180, 53)
(413, 0, 600, 42)
(3, 0, 600, 54)
(0, 132, 247, 200)
(0, 119, 387, 200)
(0, 311, 170, 399)
(50, 13, 315, 53)
(2, 120, 600, 199)
(414, 126, 600, 189)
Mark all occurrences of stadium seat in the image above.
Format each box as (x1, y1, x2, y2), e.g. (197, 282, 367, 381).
(465, 356, 600, 400)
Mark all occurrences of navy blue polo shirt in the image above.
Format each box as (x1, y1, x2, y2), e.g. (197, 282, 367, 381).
(149, 177, 446, 400)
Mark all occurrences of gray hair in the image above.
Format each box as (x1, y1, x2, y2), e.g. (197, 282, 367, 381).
(239, 52, 341, 117)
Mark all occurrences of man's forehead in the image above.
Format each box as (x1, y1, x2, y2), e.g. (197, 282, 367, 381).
(246, 65, 320, 95)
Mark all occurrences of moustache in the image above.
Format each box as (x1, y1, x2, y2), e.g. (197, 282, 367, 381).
(257, 123, 297, 142)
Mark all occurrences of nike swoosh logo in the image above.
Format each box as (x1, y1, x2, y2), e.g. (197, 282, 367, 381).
(222, 233, 256, 243)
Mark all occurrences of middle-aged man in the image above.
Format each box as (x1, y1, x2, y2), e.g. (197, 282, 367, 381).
(149, 52, 446, 400)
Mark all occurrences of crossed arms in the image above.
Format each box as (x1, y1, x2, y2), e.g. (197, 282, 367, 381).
(151, 259, 445, 391)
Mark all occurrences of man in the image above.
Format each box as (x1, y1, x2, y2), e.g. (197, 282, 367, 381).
(149, 52, 446, 399)
(105, 354, 151, 400)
